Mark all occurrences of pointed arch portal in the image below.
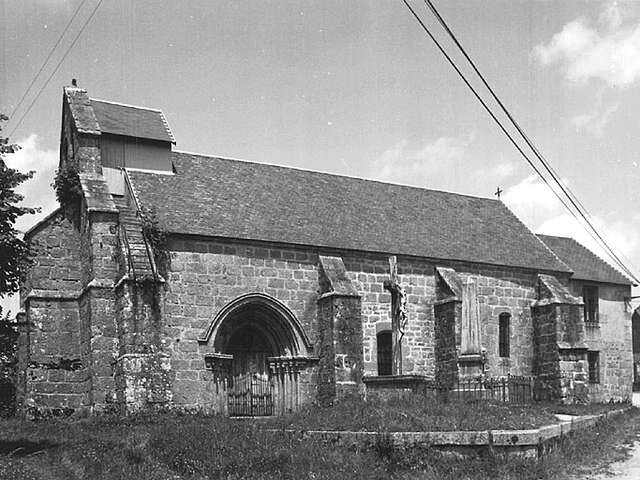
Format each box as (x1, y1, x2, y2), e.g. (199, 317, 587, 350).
(199, 293, 312, 376)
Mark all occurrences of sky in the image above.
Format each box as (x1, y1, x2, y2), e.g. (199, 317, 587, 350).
(2, 0, 640, 313)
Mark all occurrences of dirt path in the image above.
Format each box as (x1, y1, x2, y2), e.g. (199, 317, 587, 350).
(575, 394, 640, 480)
(587, 441, 640, 480)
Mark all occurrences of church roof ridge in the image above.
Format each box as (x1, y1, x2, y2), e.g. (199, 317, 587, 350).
(172, 149, 502, 203)
(90, 97, 163, 113)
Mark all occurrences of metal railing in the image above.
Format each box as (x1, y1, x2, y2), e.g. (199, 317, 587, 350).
(427, 375, 535, 404)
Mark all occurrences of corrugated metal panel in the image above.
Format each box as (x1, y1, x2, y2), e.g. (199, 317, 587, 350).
(124, 139, 171, 171)
(102, 134, 171, 172)
(101, 136, 125, 168)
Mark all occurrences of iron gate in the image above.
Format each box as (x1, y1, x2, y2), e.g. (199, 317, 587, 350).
(228, 373, 274, 416)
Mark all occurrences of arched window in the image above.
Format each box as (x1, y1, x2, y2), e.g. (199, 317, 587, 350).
(498, 313, 510, 358)
(377, 331, 392, 376)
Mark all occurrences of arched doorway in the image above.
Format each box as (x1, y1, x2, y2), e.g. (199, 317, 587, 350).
(221, 317, 282, 377)
(200, 293, 313, 415)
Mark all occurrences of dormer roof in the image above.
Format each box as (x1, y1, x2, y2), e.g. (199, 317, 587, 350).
(90, 99, 175, 143)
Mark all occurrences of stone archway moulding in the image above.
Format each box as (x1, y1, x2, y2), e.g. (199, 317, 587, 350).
(197, 292, 313, 355)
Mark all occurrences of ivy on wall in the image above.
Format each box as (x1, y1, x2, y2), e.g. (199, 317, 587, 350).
(52, 163, 82, 208)
(139, 206, 169, 277)
(0, 319, 17, 417)
(52, 163, 82, 228)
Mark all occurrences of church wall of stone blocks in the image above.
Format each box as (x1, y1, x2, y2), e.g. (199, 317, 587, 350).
(13, 86, 634, 417)
(18, 221, 633, 415)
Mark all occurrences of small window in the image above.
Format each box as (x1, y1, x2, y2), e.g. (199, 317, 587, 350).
(498, 313, 510, 358)
(377, 331, 392, 376)
(588, 351, 600, 383)
(583, 285, 599, 324)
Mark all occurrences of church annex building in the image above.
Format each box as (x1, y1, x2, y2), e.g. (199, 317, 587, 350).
(15, 86, 635, 416)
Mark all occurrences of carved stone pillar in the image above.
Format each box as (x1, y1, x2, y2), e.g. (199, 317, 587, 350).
(268, 356, 310, 414)
(458, 278, 484, 379)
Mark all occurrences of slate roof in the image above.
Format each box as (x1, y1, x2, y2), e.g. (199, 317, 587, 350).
(537, 234, 632, 285)
(126, 152, 570, 273)
(90, 99, 174, 143)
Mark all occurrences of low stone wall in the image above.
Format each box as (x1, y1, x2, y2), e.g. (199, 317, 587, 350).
(273, 407, 629, 459)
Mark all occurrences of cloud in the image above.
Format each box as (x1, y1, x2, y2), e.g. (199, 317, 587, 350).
(487, 161, 516, 180)
(570, 87, 619, 137)
(371, 135, 516, 194)
(502, 175, 567, 227)
(533, 2, 640, 87)
(1, 135, 58, 314)
(503, 175, 640, 280)
(3, 134, 59, 233)
(372, 136, 468, 187)
(571, 102, 618, 137)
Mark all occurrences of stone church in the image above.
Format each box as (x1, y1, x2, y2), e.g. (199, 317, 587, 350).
(15, 85, 634, 416)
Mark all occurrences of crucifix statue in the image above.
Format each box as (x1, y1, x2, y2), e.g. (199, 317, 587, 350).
(383, 255, 408, 376)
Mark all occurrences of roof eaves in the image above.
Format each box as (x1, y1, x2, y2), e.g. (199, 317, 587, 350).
(157, 228, 576, 277)
(159, 110, 176, 144)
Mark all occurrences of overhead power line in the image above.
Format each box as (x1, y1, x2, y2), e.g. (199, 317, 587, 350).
(8, 0, 90, 122)
(8, 0, 104, 139)
(421, 0, 640, 283)
(399, 0, 639, 283)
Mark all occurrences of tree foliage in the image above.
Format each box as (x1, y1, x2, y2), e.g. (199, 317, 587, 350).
(0, 113, 36, 297)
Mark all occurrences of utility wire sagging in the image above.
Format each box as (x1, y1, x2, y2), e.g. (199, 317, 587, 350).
(420, 0, 640, 283)
(401, 0, 639, 284)
(8, 0, 90, 124)
(7, 0, 104, 139)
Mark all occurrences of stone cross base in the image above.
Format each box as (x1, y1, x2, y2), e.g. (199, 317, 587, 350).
(458, 354, 484, 380)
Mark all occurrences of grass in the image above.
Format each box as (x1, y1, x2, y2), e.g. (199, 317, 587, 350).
(0, 399, 636, 480)
(269, 393, 623, 432)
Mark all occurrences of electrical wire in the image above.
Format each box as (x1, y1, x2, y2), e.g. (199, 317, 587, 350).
(7, 0, 104, 139)
(398, 1, 579, 236)
(400, 0, 638, 282)
(422, 0, 639, 282)
(8, 0, 90, 122)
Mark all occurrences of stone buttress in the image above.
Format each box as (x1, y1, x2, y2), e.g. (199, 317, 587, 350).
(532, 274, 588, 403)
(316, 255, 363, 404)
